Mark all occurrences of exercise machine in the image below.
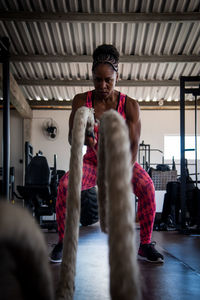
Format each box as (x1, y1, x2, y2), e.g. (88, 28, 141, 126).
(180, 76, 200, 233)
(138, 140, 164, 171)
(16, 143, 65, 230)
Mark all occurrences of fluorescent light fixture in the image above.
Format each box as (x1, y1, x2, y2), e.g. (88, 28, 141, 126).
(167, 96, 172, 102)
(146, 96, 150, 102)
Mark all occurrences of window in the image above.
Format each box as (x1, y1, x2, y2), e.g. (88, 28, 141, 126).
(83, 145, 87, 156)
(164, 135, 200, 160)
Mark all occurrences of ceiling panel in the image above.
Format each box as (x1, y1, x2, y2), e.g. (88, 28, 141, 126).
(0, 0, 199, 108)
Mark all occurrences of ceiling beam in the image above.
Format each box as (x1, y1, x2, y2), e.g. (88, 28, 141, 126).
(10, 54, 200, 63)
(16, 78, 181, 87)
(0, 65, 32, 119)
(0, 11, 199, 23)
(27, 100, 73, 110)
(139, 99, 200, 109)
(14, 99, 198, 111)
(1, 100, 199, 111)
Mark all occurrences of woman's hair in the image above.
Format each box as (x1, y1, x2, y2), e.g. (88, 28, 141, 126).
(92, 44, 119, 72)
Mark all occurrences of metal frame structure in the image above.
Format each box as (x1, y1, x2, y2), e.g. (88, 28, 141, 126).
(138, 141, 150, 171)
(180, 76, 200, 229)
(25, 141, 33, 173)
(0, 36, 10, 200)
(138, 140, 164, 171)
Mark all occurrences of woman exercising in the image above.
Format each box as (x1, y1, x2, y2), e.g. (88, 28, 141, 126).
(50, 44, 164, 264)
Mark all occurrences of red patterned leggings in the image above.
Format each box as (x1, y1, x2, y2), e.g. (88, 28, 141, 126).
(56, 161, 155, 244)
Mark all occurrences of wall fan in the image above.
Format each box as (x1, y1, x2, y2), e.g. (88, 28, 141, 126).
(42, 119, 59, 141)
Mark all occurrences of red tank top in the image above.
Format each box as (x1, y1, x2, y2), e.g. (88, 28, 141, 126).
(83, 90, 127, 165)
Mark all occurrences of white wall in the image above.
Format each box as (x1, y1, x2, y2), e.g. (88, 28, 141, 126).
(140, 109, 200, 211)
(0, 109, 71, 190)
(0, 110, 23, 189)
(140, 109, 200, 176)
(31, 110, 71, 172)
(0, 108, 199, 200)
(140, 109, 199, 161)
(33, 109, 195, 170)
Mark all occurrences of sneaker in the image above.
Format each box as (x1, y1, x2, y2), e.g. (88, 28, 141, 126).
(138, 242, 164, 263)
(50, 241, 63, 263)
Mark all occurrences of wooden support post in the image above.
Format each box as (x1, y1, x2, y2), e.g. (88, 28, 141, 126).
(0, 65, 32, 119)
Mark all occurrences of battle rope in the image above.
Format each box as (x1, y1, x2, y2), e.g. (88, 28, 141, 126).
(0, 201, 54, 300)
(56, 107, 141, 300)
(56, 107, 95, 300)
(98, 110, 141, 300)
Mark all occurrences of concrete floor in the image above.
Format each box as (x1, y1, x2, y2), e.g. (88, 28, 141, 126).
(46, 223, 200, 300)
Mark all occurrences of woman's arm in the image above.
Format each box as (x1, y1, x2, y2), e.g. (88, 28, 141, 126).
(68, 93, 96, 147)
(68, 93, 85, 144)
(125, 97, 141, 164)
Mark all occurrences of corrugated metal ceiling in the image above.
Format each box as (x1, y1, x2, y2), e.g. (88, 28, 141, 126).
(0, 0, 200, 109)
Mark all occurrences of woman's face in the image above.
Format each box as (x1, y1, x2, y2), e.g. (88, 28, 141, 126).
(92, 63, 118, 99)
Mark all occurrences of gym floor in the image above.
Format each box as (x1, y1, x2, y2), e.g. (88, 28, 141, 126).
(46, 223, 200, 300)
